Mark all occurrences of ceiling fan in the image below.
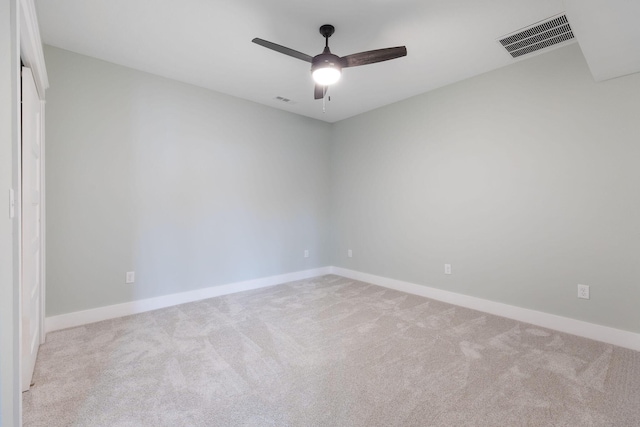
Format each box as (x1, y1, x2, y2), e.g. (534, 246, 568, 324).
(252, 24, 407, 100)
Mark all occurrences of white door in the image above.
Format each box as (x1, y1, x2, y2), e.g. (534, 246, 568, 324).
(21, 66, 42, 391)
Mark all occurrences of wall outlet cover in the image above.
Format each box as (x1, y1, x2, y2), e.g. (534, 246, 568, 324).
(126, 271, 135, 284)
(577, 284, 589, 299)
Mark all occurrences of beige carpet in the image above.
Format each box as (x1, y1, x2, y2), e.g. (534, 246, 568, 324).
(24, 275, 640, 426)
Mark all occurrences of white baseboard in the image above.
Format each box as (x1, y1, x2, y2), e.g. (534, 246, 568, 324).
(45, 267, 331, 334)
(330, 267, 640, 352)
(46, 265, 640, 352)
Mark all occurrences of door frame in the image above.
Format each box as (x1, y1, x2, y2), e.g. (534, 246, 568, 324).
(20, 0, 48, 334)
(17, 0, 48, 421)
(19, 0, 48, 97)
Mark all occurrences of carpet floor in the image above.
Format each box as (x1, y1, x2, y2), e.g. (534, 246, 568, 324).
(23, 275, 640, 426)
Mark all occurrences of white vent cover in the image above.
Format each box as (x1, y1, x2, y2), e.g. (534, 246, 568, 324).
(499, 14, 575, 59)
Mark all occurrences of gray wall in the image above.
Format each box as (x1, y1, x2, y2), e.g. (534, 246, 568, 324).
(0, 1, 19, 425)
(45, 43, 640, 335)
(330, 44, 640, 333)
(45, 46, 332, 316)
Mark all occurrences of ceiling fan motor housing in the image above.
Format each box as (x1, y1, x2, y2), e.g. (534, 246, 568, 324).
(311, 52, 342, 74)
(311, 24, 342, 84)
(311, 51, 342, 86)
(312, 25, 342, 79)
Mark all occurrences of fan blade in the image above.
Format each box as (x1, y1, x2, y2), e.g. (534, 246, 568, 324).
(252, 38, 313, 63)
(314, 84, 325, 100)
(341, 46, 407, 68)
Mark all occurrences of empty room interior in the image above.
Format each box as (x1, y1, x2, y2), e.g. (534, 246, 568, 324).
(2, 0, 640, 425)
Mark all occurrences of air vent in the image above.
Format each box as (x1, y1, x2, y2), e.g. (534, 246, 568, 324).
(498, 13, 575, 59)
(274, 96, 296, 104)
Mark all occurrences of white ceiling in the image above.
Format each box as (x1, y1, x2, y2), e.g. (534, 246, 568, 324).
(564, 0, 640, 82)
(33, 0, 637, 123)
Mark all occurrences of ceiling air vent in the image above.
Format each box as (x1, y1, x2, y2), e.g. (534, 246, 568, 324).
(498, 13, 575, 59)
(274, 96, 296, 105)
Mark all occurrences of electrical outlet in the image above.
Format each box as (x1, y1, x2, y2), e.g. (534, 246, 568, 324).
(348, 249, 353, 258)
(304, 250, 309, 258)
(577, 284, 589, 299)
(444, 264, 452, 275)
(126, 271, 135, 284)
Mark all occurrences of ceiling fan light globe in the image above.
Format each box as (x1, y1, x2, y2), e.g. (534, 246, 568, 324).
(312, 67, 341, 86)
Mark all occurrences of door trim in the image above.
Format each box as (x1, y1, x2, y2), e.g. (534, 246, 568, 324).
(19, 0, 48, 348)
(16, 0, 48, 424)
(39, 98, 45, 345)
(19, 0, 48, 98)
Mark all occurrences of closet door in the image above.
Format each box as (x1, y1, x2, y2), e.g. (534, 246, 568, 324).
(21, 66, 42, 391)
